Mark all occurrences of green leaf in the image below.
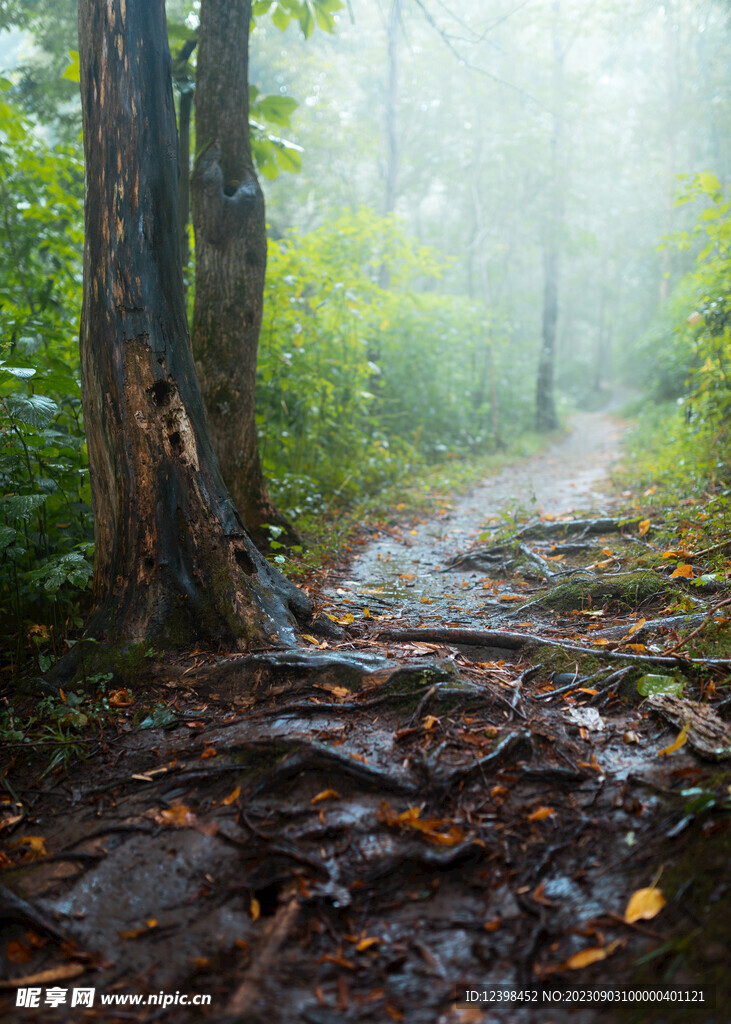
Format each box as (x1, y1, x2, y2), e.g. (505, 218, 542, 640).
(271, 5, 291, 30)
(62, 51, 80, 83)
(0, 523, 17, 550)
(0, 362, 36, 380)
(0, 493, 48, 521)
(255, 94, 298, 128)
(697, 171, 721, 196)
(5, 393, 58, 428)
(637, 674, 685, 698)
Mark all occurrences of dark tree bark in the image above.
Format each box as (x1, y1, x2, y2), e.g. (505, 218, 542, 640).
(191, 0, 297, 551)
(77, 0, 310, 654)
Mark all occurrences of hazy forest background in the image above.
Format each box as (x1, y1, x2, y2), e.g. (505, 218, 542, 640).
(0, 0, 729, 673)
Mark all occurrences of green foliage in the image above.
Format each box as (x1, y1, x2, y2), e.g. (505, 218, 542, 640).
(0, 96, 91, 672)
(253, 0, 343, 38)
(258, 209, 533, 516)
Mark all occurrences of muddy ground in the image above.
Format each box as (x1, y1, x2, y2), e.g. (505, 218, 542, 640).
(1, 409, 730, 1024)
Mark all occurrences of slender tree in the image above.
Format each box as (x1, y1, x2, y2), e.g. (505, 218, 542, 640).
(535, 0, 563, 432)
(76, 0, 310, 654)
(192, 0, 297, 550)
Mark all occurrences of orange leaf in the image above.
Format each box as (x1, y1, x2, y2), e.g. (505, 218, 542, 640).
(671, 563, 694, 579)
(624, 886, 666, 923)
(222, 786, 241, 806)
(250, 897, 260, 922)
(319, 954, 355, 970)
(422, 715, 439, 731)
(109, 688, 133, 707)
(628, 618, 646, 636)
(527, 806, 554, 822)
(200, 747, 217, 759)
(483, 917, 501, 932)
(6, 940, 33, 963)
(311, 789, 340, 804)
(155, 804, 196, 827)
(638, 519, 651, 537)
(565, 946, 608, 969)
(356, 937, 380, 952)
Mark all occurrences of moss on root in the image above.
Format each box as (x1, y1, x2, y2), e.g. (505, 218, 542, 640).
(536, 570, 671, 613)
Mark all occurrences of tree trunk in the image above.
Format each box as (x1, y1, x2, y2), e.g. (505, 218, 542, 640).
(191, 0, 296, 551)
(535, 0, 563, 433)
(76, 0, 310, 656)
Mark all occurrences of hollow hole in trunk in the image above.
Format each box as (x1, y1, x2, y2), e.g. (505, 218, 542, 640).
(148, 380, 173, 407)
(234, 547, 256, 576)
(168, 430, 183, 455)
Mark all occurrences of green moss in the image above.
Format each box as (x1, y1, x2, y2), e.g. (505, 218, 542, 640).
(536, 571, 670, 613)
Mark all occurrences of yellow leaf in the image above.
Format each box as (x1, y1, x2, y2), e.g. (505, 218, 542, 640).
(658, 723, 689, 757)
(311, 789, 340, 804)
(601, 548, 614, 558)
(302, 634, 323, 646)
(11, 835, 47, 859)
(362, 607, 371, 618)
(250, 897, 261, 922)
(422, 715, 439, 731)
(628, 619, 646, 636)
(626, 643, 647, 652)
(356, 937, 380, 952)
(222, 786, 241, 806)
(592, 638, 610, 646)
(638, 519, 651, 537)
(546, 554, 565, 562)
(325, 612, 355, 625)
(662, 550, 680, 559)
(527, 806, 554, 822)
(624, 886, 666, 923)
(565, 946, 607, 969)
(671, 563, 694, 579)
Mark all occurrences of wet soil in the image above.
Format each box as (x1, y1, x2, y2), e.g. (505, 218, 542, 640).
(1, 410, 729, 1024)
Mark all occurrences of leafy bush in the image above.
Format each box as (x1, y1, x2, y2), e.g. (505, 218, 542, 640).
(258, 209, 532, 514)
(0, 90, 91, 671)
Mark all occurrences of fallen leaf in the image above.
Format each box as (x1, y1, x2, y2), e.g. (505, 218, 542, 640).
(302, 634, 324, 646)
(422, 715, 439, 731)
(626, 643, 647, 652)
(638, 519, 651, 537)
(250, 897, 260, 923)
(483, 917, 501, 932)
(565, 946, 608, 969)
(527, 806, 554, 822)
(624, 886, 666, 923)
(319, 954, 355, 970)
(356, 937, 380, 952)
(10, 835, 47, 859)
(362, 607, 371, 618)
(6, 941, 33, 963)
(658, 723, 689, 757)
(377, 802, 466, 846)
(311, 789, 340, 804)
(155, 804, 197, 827)
(108, 688, 133, 707)
(200, 747, 217, 759)
(222, 786, 241, 806)
(325, 612, 355, 625)
(628, 618, 646, 636)
(671, 563, 694, 579)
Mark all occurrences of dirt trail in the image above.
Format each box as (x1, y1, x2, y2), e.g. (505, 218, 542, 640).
(2, 408, 728, 1024)
(322, 410, 628, 627)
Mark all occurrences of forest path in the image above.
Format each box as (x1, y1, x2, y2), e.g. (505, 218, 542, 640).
(3, 405, 729, 1024)
(319, 408, 628, 628)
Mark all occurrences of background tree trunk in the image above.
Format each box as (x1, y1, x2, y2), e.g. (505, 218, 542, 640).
(192, 0, 296, 551)
(535, 0, 563, 432)
(77, 0, 310, 655)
